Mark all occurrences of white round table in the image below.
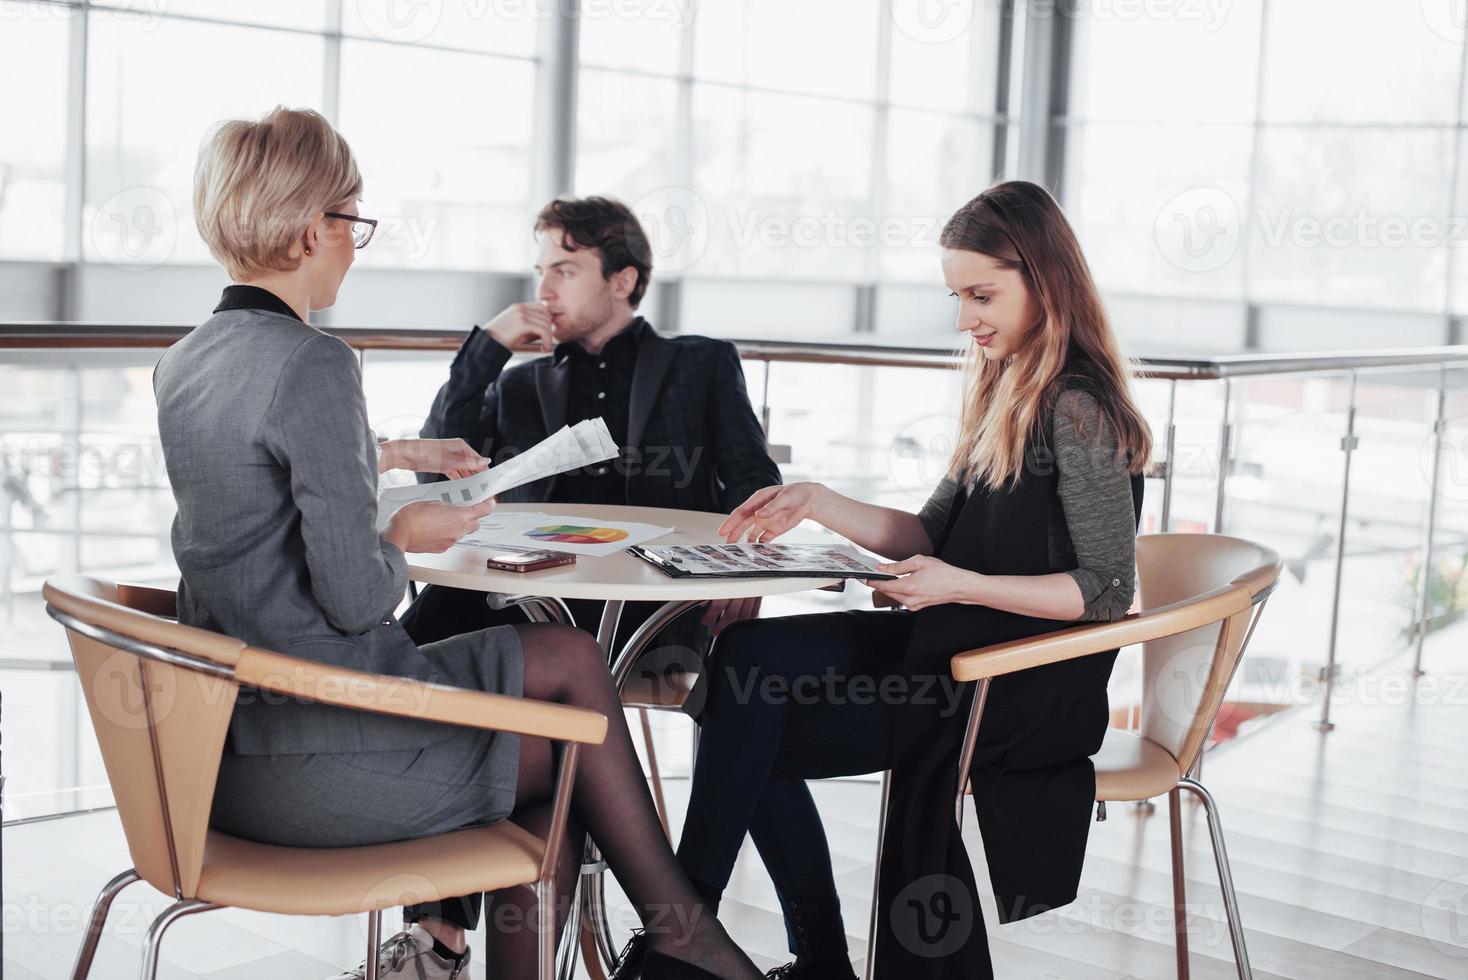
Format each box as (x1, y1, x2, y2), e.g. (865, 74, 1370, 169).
(406, 503, 843, 977)
(406, 502, 841, 602)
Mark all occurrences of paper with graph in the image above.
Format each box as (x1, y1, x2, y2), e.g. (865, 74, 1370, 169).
(376, 418, 620, 530)
(456, 511, 676, 558)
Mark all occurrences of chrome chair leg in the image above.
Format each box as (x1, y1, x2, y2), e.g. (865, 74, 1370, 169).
(71, 868, 141, 980)
(539, 880, 557, 980)
(139, 899, 215, 980)
(1168, 788, 1190, 980)
(558, 878, 583, 980)
(1179, 777, 1252, 980)
(583, 846, 619, 973)
(364, 910, 383, 980)
(864, 770, 892, 980)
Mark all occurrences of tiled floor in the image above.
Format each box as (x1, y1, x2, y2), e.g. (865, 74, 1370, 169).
(7, 680, 1468, 978)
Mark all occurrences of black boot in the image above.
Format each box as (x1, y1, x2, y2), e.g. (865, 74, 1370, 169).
(609, 930, 649, 980)
(764, 901, 858, 980)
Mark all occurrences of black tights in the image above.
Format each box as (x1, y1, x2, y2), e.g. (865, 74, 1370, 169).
(439, 623, 760, 980)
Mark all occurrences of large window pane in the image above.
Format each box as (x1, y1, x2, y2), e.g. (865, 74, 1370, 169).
(1262, 0, 1463, 124)
(578, 2, 687, 74)
(343, 0, 536, 56)
(887, 0, 1002, 113)
(93, 0, 329, 31)
(85, 12, 324, 268)
(880, 110, 992, 281)
(338, 40, 535, 271)
(1456, 130, 1468, 316)
(575, 70, 679, 203)
(1248, 127, 1455, 312)
(691, 86, 873, 279)
(0, 2, 71, 260)
(1067, 0, 1261, 122)
(1063, 123, 1253, 299)
(693, 0, 879, 101)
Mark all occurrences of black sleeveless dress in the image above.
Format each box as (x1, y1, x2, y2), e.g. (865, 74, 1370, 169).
(874, 405, 1145, 978)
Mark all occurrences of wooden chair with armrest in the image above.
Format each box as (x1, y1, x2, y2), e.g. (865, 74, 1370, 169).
(938, 533, 1281, 980)
(43, 574, 608, 980)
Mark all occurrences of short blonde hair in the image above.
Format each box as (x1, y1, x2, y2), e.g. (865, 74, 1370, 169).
(194, 106, 362, 281)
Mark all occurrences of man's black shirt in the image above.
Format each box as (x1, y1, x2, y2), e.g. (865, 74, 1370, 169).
(554, 318, 643, 505)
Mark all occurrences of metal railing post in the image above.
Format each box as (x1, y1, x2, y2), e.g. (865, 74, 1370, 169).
(1214, 379, 1232, 533)
(1160, 378, 1178, 532)
(1318, 371, 1358, 732)
(1412, 369, 1449, 677)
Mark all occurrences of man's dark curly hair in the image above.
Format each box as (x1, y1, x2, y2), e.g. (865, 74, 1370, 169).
(534, 195, 653, 308)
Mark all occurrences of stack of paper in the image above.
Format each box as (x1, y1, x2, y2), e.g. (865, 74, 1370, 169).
(376, 418, 620, 529)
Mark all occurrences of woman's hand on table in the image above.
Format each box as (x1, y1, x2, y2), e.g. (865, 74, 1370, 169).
(869, 555, 982, 612)
(380, 438, 490, 479)
(383, 498, 496, 554)
(718, 483, 830, 543)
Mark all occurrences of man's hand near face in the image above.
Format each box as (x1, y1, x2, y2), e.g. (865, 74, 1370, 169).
(485, 302, 554, 353)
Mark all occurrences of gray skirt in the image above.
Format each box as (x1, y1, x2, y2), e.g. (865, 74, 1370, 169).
(210, 625, 525, 848)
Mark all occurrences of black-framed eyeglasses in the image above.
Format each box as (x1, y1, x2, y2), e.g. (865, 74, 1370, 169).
(323, 211, 378, 249)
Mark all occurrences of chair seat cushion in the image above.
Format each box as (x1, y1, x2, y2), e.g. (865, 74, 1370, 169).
(1094, 728, 1182, 802)
(194, 822, 545, 915)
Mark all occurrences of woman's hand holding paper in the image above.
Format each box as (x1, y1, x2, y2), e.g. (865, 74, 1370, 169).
(380, 438, 490, 479)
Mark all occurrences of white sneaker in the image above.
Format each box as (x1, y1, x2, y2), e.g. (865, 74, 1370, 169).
(327, 924, 470, 979)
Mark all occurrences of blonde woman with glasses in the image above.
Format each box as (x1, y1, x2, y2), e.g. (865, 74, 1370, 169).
(154, 106, 760, 980)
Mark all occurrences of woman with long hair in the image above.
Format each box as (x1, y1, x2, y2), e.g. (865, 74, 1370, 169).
(154, 106, 761, 980)
(620, 180, 1151, 978)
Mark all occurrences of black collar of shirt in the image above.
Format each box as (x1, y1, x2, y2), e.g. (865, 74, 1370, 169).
(553, 317, 647, 366)
(214, 285, 302, 322)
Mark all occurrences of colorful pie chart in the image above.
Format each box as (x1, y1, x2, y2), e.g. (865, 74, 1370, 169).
(526, 524, 631, 545)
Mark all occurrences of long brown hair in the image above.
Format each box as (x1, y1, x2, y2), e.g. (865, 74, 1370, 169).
(940, 180, 1152, 489)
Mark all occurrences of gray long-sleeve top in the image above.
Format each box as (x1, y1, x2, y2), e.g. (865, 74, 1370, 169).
(916, 388, 1139, 622)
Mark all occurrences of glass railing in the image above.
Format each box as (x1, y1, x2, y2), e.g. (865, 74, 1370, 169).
(3, 325, 1466, 820)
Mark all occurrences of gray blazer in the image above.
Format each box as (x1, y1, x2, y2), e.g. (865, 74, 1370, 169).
(155, 307, 456, 756)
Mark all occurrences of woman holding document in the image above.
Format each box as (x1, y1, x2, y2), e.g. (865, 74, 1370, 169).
(153, 106, 760, 980)
(660, 181, 1152, 979)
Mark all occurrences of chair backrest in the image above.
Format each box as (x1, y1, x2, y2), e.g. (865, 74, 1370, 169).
(1135, 534, 1281, 775)
(43, 574, 244, 900)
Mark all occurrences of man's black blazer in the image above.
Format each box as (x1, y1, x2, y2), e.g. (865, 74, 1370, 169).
(419, 318, 781, 514)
